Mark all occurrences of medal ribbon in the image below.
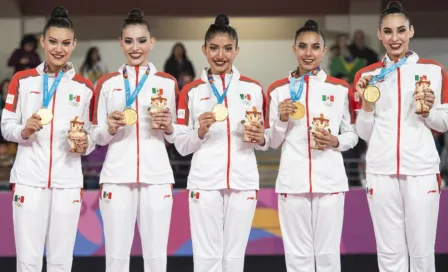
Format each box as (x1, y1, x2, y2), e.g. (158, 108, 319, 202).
(369, 52, 411, 85)
(123, 64, 150, 108)
(207, 69, 233, 104)
(42, 63, 67, 108)
(289, 67, 320, 102)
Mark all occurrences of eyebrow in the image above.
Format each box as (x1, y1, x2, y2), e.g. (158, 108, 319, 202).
(298, 42, 321, 46)
(210, 43, 233, 47)
(383, 25, 406, 30)
(124, 36, 147, 39)
(48, 36, 72, 42)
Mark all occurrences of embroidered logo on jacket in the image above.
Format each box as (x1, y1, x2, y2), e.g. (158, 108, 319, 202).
(152, 88, 163, 95)
(366, 187, 374, 199)
(240, 93, 252, 106)
(190, 191, 200, 204)
(103, 191, 112, 203)
(69, 93, 81, 107)
(322, 95, 334, 107)
(14, 194, 24, 207)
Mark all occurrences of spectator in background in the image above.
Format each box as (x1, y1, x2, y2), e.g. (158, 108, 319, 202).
(349, 29, 379, 66)
(329, 34, 366, 84)
(164, 42, 195, 89)
(79, 46, 108, 85)
(7, 34, 41, 74)
(0, 79, 10, 108)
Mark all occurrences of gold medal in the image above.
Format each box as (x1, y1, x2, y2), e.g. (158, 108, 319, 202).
(290, 102, 306, 120)
(123, 108, 138, 125)
(212, 104, 228, 122)
(363, 85, 381, 103)
(36, 108, 53, 125)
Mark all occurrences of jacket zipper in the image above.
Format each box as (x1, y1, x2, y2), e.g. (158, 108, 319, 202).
(396, 68, 402, 175)
(220, 74, 231, 189)
(135, 66, 140, 183)
(305, 76, 312, 192)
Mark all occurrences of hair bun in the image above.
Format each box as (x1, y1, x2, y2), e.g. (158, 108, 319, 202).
(214, 14, 230, 26)
(387, 1, 403, 10)
(127, 8, 144, 20)
(50, 6, 68, 19)
(304, 20, 318, 29)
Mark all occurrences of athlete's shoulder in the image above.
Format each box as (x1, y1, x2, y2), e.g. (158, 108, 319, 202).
(417, 58, 445, 71)
(73, 74, 94, 93)
(179, 78, 206, 96)
(324, 76, 351, 90)
(96, 71, 121, 89)
(12, 68, 40, 83)
(239, 75, 263, 90)
(267, 77, 289, 95)
(357, 61, 383, 75)
(154, 71, 177, 83)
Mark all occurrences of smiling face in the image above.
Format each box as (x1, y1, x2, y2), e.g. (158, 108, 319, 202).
(293, 31, 326, 74)
(40, 27, 76, 71)
(202, 33, 239, 74)
(378, 13, 414, 60)
(120, 24, 155, 66)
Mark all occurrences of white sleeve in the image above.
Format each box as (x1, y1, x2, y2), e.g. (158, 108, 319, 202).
(266, 88, 288, 149)
(164, 78, 179, 144)
(355, 109, 375, 142)
(1, 73, 32, 144)
(423, 68, 448, 133)
(334, 89, 358, 151)
(81, 87, 96, 156)
(173, 87, 204, 156)
(254, 87, 270, 151)
(90, 78, 115, 146)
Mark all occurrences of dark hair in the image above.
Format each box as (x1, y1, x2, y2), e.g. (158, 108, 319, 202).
(42, 6, 75, 37)
(380, 1, 411, 26)
(80, 47, 100, 74)
(294, 20, 326, 45)
(204, 14, 238, 46)
(121, 8, 151, 36)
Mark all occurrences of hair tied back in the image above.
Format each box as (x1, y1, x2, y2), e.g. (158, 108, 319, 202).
(214, 14, 230, 26)
(304, 20, 319, 30)
(386, 1, 404, 11)
(127, 8, 144, 20)
(50, 6, 69, 19)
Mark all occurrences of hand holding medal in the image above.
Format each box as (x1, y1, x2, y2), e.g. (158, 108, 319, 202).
(198, 112, 216, 139)
(21, 114, 43, 139)
(278, 99, 297, 122)
(356, 75, 376, 108)
(107, 111, 126, 135)
(122, 64, 150, 126)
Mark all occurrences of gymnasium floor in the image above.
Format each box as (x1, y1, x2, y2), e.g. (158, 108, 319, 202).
(1, 255, 447, 271)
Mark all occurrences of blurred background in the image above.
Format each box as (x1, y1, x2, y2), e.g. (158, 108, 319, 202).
(0, 0, 448, 271)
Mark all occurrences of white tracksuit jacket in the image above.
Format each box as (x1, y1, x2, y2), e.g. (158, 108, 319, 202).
(91, 63, 178, 184)
(174, 66, 268, 190)
(267, 70, 358, 193)
(1, 62, 95, 188)
(355, 51, 448, 176)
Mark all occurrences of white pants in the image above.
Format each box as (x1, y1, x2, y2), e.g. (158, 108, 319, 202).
(278, 192, 345, 272)
(366, 174, 441, 272)
(12, 183, 82, 272)
(99, 183, 173, 272)
(189, 189, 258, 272)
